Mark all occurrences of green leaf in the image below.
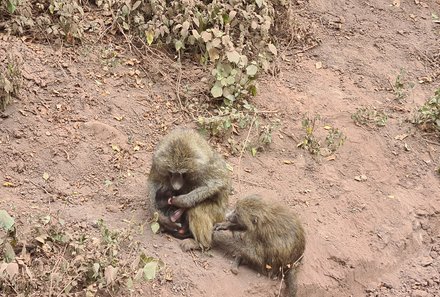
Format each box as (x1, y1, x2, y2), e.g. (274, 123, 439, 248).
(211, 82, 223, 98)
(146, 31, 154, 45)
(0, 210, 15, 232)
(143, 261, 158, 280)
(249, 84, 257, 96)
(246, 64, 258, 76)
(150, 222, 160, 234)
(175, 40, 184, 51)
(6, 0, 16, 14)
(4, 242, 16, 262)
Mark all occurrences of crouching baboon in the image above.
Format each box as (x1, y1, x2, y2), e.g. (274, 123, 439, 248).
(147, 128, 230, 251)
(214, 195, 305, 297)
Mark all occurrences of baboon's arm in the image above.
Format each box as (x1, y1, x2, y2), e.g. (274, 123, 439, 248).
(170, 179, 225, 208)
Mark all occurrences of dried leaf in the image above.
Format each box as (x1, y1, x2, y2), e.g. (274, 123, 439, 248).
(200, 31, 212, 42)
(43, 172, 50, 180)
(104, 265, 118, 285)
(226, 51, 240, 64)
(111, 144, 121, 152)
(268, 43, 277, 56)
(6, 262, 19, 278)
(132, 0, 141, 10)
(3, 182, 14, 187)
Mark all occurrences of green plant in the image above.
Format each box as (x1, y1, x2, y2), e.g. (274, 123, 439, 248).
(393, 69, 414, 102)
(0, 54, 22, 111)
(297, 115, 321, 155)
(413, 88, 440, 133)
(0, 212, 165, 295)
(297, 115, 346, 155)
(325, 127, 346, 152)
(351, 106, 388, 128)
(197, 100, 256, 137)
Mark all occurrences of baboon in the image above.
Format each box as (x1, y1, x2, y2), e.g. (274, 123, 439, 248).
(147, 128, 230, 251)
(213, 195, 305, 297)
(155, 187, 192, 239)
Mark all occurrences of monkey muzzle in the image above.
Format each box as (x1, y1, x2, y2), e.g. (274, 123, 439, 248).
(171, 172, 184, 191)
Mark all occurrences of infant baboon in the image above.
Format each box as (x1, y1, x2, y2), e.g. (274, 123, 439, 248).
(147, 128, 230, 251)
(155, 187, 191, 239)
(214, 195, 305, 297)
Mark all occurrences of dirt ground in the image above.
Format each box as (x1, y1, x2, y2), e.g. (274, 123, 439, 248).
(1, 0, 440, 296)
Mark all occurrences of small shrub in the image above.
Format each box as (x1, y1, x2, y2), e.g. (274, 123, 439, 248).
(413, 88, 440, 133)
(0, 54, 22, 111)
(351, 106, 388, 128)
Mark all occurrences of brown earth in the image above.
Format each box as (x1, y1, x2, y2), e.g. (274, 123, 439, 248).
(1, 0, 440, 296)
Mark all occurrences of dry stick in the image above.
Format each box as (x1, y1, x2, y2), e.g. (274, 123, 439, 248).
(276, 253, 305, 297)
(423, 137, 440, 146)
(237, 114, 257, 193)
(49, 244, 69, 297)
(56, 271, 82, 297)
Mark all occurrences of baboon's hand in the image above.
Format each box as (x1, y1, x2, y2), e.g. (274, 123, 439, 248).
(158, 213, 181, 232)
(213, 222, 229, 231)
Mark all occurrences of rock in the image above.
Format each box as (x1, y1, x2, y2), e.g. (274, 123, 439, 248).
(420, 256, 433, 267)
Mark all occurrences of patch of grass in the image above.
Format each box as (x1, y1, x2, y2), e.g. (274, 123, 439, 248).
(413, 88, 440, 133)
(351, 106, 388, 128)
(297, 115, 346, 155)
(393, 69, 414, 102)
(0, 210, 166, 295)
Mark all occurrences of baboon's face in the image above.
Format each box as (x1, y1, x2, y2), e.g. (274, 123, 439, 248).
(169, 171, 186, 191)
(225, 209, 248, 231)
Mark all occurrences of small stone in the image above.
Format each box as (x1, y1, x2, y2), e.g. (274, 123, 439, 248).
(354, 175, 367, 182)
(105, 205, 119, 213)
(420, 256, 433, 267)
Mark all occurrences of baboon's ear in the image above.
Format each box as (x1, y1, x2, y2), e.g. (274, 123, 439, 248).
(252, 216, 258, 225)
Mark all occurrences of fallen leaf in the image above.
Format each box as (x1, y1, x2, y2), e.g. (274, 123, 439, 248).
(315, 61, 322, 69)
(354, 175, 367, 182)
(323, 125, 332, 130)
(133, 145, 140, 151)
(111, 144, 121, 152)
(283, 160, 293, 164)
(265, 264, 272, 270)
(226, 163, 234, 172)
(326, 155, 336, 161)
(143, 261, 158, 280)
(6, 262, 19, 278)
(43, 172, 50, 181)
(113, 115, 123, 121)
(151, 222, 160, 234)
(394, 134, 408, 140)
(104, 265, 118, 285)
(3, 182, 14, 187)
